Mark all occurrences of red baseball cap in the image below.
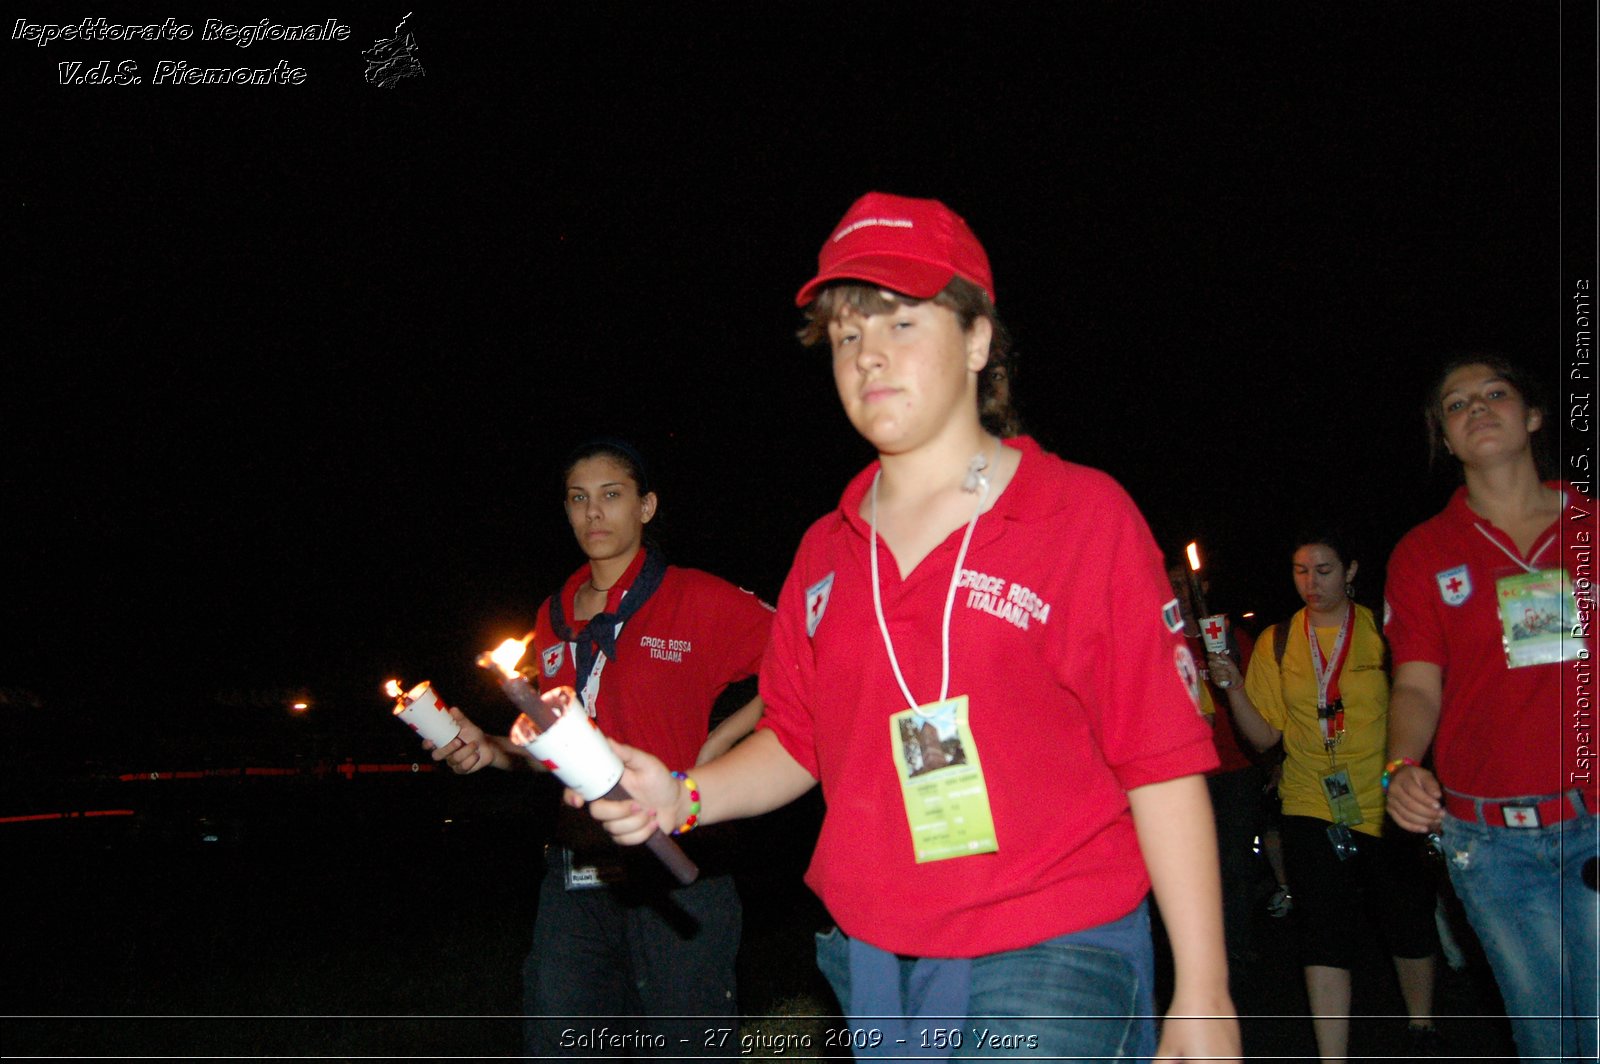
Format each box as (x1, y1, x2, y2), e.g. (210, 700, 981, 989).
(794, 192, 995, 307)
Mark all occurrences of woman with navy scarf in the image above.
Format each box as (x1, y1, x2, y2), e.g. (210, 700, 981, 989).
(427, 438, 773, 1058)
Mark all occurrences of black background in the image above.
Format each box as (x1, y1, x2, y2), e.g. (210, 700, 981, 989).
(7, 2, 1594, 754)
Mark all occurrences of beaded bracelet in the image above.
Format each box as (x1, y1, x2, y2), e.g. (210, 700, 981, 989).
(1381, 757, 1420, 791)
(669, 771, 701, 836)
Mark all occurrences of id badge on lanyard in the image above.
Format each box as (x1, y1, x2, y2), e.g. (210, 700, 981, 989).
(1496, 568, 1583, 669)
(1320, 764, 1363, 827)
(889, 696, 998, 863)
(867, 463, 1003, 865)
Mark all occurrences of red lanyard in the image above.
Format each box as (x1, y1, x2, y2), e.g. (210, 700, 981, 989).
(1304, 606, 1353, 749)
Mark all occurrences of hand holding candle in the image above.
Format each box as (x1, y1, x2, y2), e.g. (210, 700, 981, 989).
(479, 638, 699, 885)
(1185, 540, 1240, 688)
(386, 679, 462, 747)
(1207, 652, 1244, 690)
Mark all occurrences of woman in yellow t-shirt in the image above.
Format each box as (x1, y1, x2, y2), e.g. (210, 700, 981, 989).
(1209, 534, 1438, 1063)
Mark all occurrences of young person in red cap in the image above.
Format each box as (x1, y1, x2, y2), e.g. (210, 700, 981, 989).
(426, 438, 772, 1058)
(584, 193, 1239, 1061)
(1382, 357, 1596, 1062)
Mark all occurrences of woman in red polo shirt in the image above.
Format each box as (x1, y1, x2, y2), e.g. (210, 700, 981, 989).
(428, 438, 772, 1058)
(1382, 357, 1596, 1062)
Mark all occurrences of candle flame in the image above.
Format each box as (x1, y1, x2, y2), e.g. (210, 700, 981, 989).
(489, 637, 530, 676)
(1186, 542, 1202, 572)
(383, 679, 403, 700)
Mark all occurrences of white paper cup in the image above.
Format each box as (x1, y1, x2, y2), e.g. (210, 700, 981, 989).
(392, 681, 461, 746)
(511, 709, 624, 800)
(1199, 615, 1230, 655)
(1197, 616, 1235, 688)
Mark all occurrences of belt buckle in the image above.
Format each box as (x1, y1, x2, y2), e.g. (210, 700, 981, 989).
(1498, 804, 1542, 828)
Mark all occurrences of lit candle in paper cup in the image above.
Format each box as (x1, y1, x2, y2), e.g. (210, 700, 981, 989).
(479, 637, 699, 885)
(386, 679, 461, 747)
(508, 688, 624, 800)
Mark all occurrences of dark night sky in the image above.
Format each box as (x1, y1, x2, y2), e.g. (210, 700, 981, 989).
(5, 2, 1593, 748)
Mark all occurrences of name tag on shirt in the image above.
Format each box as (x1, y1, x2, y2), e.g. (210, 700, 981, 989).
(889, 696, 999, 863)
(1320, 764, 1364, 827)
(1496, 568, 1582, 669)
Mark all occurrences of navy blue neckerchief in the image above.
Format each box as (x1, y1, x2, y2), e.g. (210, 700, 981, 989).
(547, 545, 667, 698)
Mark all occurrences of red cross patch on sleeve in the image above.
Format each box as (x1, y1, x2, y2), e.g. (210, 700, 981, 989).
(804, 572, 835, 638)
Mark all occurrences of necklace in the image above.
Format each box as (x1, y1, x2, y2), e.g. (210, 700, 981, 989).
(961, 438, 1002, 493)
(586, 578, 616, 594)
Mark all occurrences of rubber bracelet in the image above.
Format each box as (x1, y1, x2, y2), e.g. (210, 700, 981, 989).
(669, 771, 701, 836)
(1381, 757, 1420, 791)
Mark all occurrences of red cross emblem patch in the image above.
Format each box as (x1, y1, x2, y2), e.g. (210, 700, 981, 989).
(1175, 645, 1202, 711)
(805, 572, 835, 638)
(1436, 565, 1471, 607)
(541, 643, 565, 678)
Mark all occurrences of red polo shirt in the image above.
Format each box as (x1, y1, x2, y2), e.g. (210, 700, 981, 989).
(759, 437, 1218, 957)
(1384, 483, 1595, 803)
(532, 555, 774, 772)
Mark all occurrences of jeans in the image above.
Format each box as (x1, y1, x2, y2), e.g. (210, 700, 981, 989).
(816, 901, 1156, 1062)
(1441, 809, 1597, 1061)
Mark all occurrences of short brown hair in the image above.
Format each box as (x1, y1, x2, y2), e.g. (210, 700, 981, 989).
(797, 277, 1022, 438)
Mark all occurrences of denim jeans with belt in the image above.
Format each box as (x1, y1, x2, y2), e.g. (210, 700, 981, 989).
(816, 900, 1156, 1062)
(1441, 802, 1598, 1062)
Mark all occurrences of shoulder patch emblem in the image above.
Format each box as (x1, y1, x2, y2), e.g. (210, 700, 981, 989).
(541, 643, 565, 677)
(1436, 565, 1471, 607)
(1175, 644, 1202, 710)
(805, 572, 835, 638)
(1161, 598, 1184, 634)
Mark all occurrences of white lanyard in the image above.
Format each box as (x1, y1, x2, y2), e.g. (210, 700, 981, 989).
(1305, 604, 1354, 710)
(573, 595, 628, 718)
(869, 469, 993, 711)
(1472, 523, 1554, 575)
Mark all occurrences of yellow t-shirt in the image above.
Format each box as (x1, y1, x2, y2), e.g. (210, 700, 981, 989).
(1244, 604, 1390, 836)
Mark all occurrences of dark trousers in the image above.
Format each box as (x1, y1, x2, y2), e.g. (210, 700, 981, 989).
(523, 849, 742, 1059)
(1208, 764, 1268, 960)
(1279, 814, 1438, 969)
